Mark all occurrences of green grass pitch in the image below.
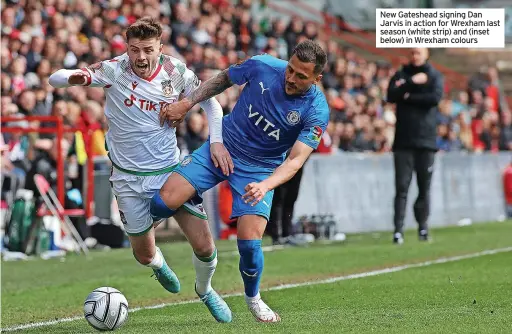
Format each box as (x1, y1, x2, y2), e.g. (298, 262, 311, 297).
(2, 220, 512, 333)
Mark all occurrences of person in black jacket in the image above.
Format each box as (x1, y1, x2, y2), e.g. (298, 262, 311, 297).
(387, 48, 443, 244)
(266, 150, 305, 245)
(266, 166, 304, 245)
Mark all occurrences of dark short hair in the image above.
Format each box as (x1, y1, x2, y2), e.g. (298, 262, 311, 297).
(126, 17, 163, 41)
(292, 40, 327, 74)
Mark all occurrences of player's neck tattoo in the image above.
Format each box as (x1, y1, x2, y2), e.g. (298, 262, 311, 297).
(188, 69, 233, 105)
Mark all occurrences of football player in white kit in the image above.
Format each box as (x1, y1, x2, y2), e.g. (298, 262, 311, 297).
(49, 18, 233, 323)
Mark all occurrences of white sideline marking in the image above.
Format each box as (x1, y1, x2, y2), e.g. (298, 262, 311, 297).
(3, 247, 511, 332)
(221, 244, 286, 256)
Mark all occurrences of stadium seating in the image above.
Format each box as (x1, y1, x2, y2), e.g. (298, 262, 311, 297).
(1, 0, 510, 235)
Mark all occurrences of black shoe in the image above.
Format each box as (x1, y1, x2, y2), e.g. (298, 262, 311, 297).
(418, 229, 429, 241)
(393, 232, 404, 245)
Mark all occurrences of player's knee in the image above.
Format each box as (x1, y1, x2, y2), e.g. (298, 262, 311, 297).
(133, 249, 154, 266)
(150, 191, 177, 218)
(193, 243, 215, 259)
(237, 221, 267, 240)
(159, 188, 181, 210)
(237, 239, 263, 268)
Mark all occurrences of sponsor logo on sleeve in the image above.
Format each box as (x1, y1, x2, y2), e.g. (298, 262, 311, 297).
(307, 126, 323, 143)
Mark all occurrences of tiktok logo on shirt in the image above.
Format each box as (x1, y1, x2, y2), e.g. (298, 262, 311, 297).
(123, 93, 178, 112)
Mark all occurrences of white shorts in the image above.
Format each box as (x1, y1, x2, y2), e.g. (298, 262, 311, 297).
(110, 167, 207, 236)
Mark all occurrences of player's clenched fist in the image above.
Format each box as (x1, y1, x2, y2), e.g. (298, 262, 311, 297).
(159, 98, 192, 127)
(242, 182, 270, 206)
(68, 71, 89, 85)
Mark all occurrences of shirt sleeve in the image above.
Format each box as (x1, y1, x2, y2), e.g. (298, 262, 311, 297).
(297, 96, 330, 150)
(227, 56, 263, 85)
(82, 59, 117, 87)
(182, 65, 202, 98)
(182, 64, 224, 143)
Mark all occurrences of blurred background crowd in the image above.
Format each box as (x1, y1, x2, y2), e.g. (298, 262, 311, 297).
(1, 0, 511, 198)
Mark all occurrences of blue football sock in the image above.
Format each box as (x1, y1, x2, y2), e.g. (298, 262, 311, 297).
(237, 239, 263, 298)
(150, 192, 177, 219)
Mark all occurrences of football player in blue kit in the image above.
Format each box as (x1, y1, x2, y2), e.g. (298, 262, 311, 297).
(151, 40, 329, 322)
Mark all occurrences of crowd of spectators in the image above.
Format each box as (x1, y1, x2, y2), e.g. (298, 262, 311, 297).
(1, 0, 511, 200)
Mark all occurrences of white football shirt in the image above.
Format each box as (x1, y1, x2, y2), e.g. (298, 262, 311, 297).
(82, 53, 202, 173)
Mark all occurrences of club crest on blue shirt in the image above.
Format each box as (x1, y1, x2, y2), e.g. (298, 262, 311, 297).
(181, 156, 192, 167)
(161, 80, 173, 97)
(307, 126, 323, 143)
(286, 111, 300, 125)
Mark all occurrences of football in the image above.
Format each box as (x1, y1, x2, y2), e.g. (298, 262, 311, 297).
(83, 287, 129, 331)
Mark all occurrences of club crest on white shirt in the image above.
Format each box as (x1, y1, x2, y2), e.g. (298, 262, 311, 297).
(161, 80, 173, 97)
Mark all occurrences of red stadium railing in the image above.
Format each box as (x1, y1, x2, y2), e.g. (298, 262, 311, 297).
(1, 115, 98, 219)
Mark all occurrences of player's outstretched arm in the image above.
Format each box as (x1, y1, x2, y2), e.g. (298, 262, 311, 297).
(48, 69, 90, 88)
(159, 69, 234, 127)
(49, 61, 114, 89)
(242, 141, 314, 206)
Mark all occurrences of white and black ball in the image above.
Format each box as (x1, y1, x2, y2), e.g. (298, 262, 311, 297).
(84, 287, 128, 331)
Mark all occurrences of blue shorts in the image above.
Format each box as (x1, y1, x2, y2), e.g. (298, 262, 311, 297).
(175, 142, 275, 221)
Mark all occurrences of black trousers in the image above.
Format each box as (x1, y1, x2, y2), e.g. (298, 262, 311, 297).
(267, 166, 304, 242)
(393, 149, 435, 234)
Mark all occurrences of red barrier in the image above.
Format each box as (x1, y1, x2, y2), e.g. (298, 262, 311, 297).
(1, 115, 97, 218)
(504, 163, 512, 206)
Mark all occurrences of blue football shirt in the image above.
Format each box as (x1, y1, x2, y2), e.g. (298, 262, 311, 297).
(223, 54, 329, 168)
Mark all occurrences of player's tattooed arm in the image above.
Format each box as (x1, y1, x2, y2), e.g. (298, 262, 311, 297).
(187, 69, 234, 106)
(160, 69, 234, 127)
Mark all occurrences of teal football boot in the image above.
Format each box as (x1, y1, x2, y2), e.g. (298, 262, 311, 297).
(151, 248, 180, 293)
(196, 285, 232, 323)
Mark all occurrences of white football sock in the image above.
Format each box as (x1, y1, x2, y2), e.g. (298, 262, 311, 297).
(193, 249, 217, 295)
(245, 292, 261, 304)
(146, 246, 164, 270)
